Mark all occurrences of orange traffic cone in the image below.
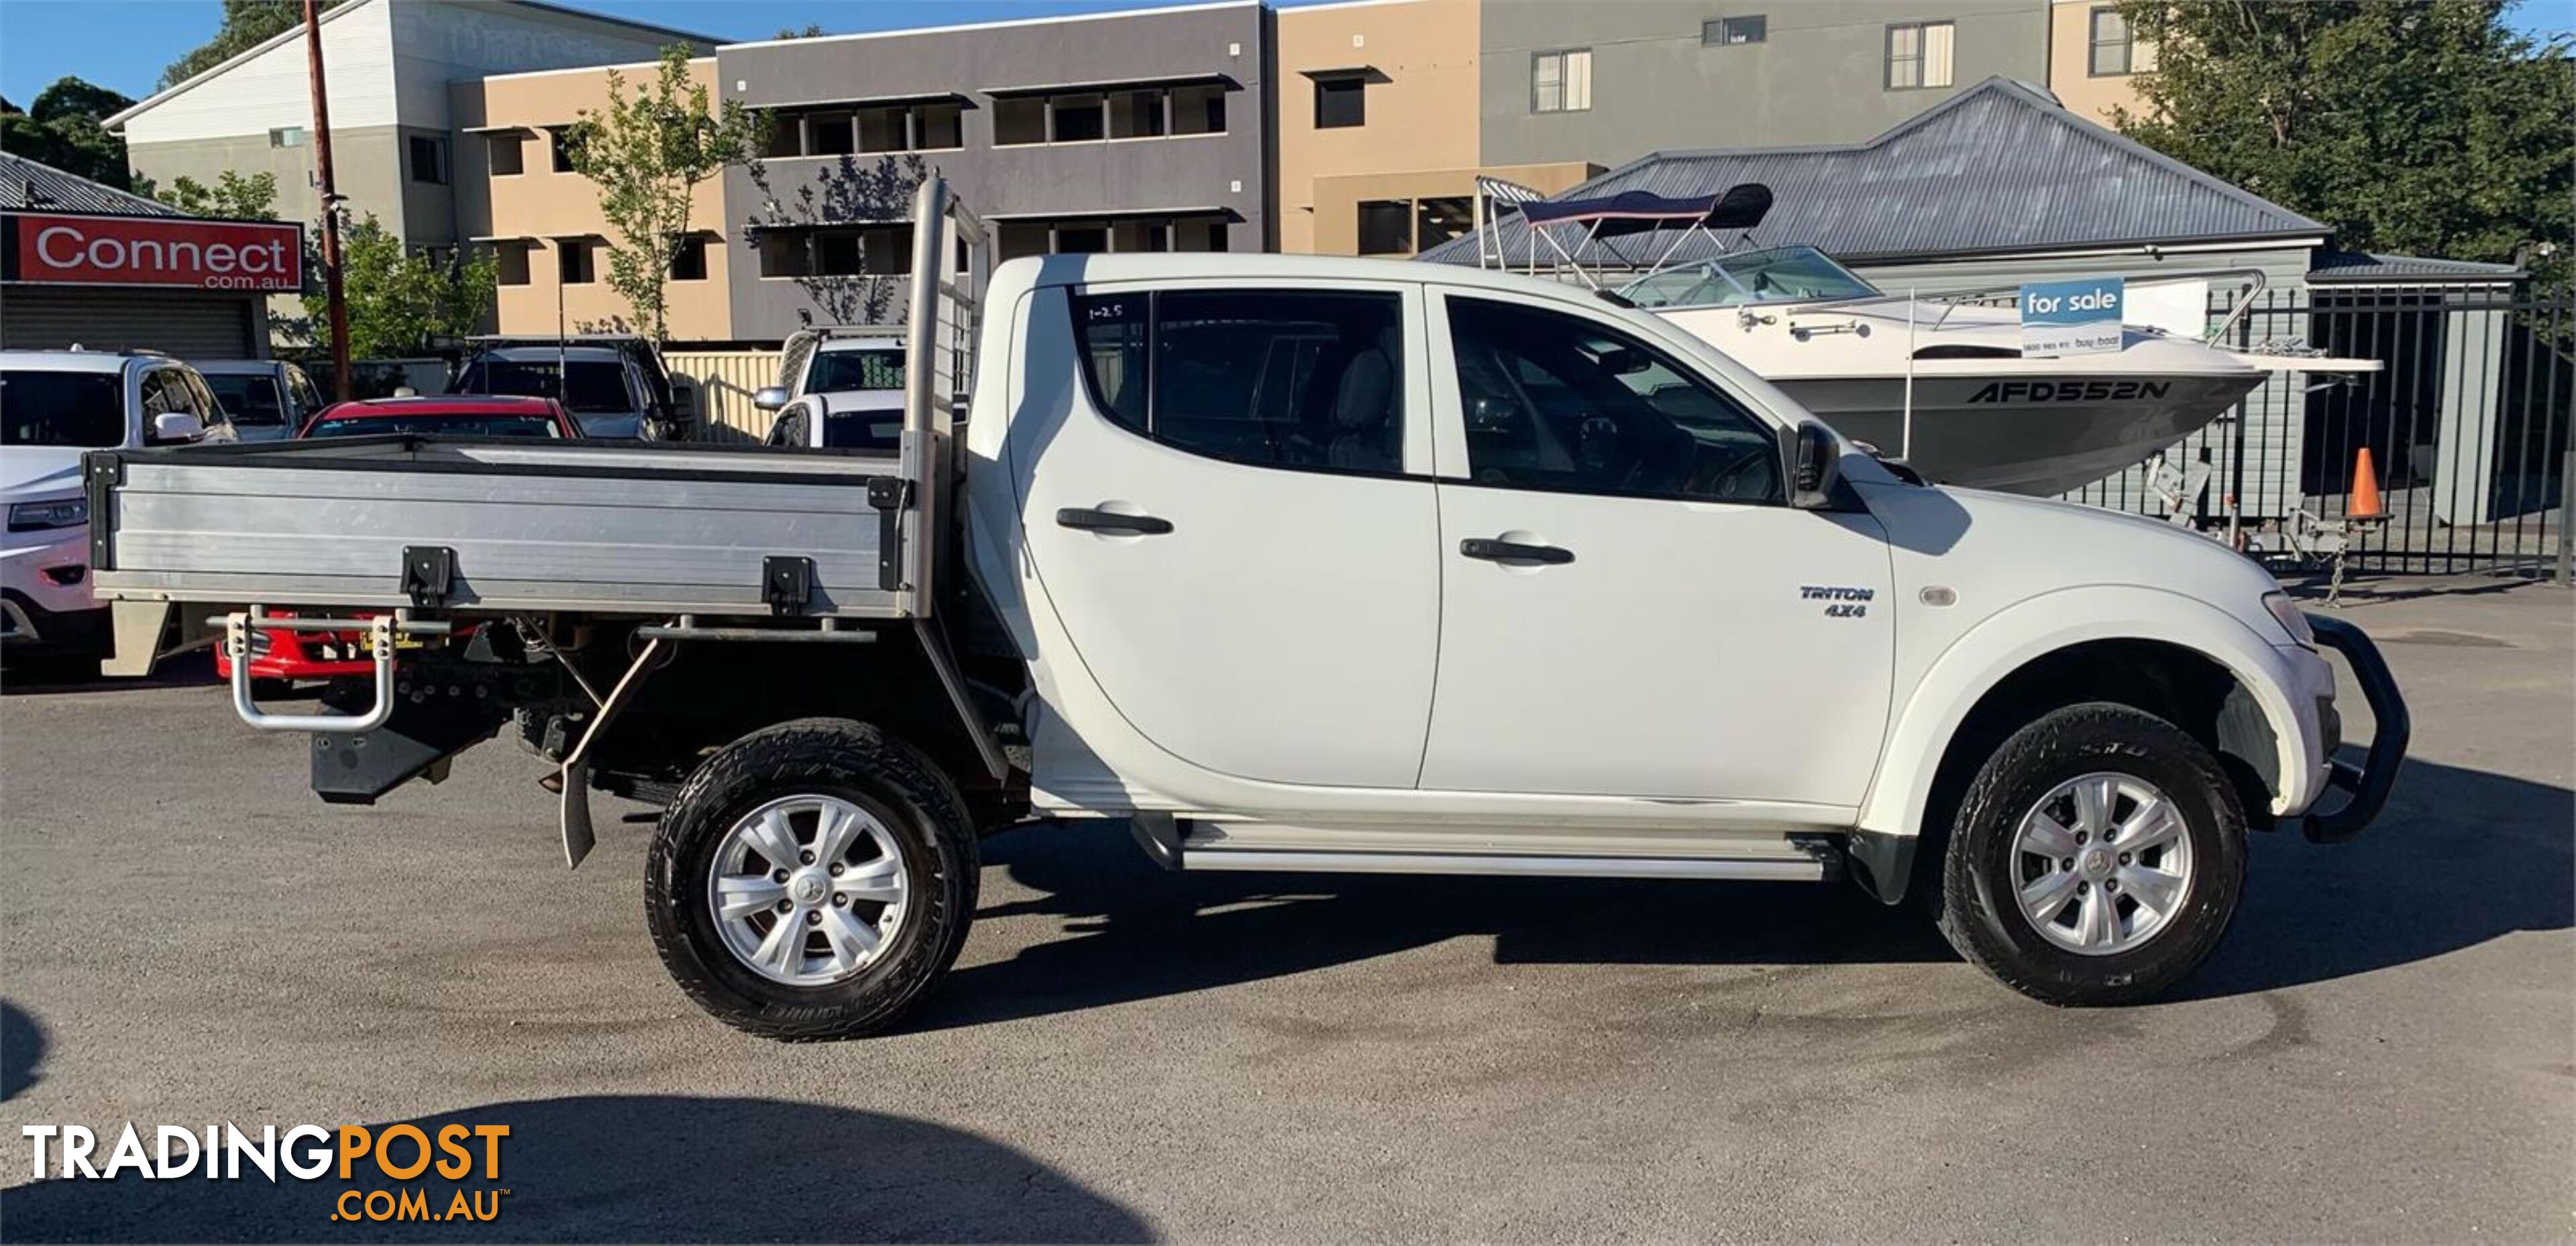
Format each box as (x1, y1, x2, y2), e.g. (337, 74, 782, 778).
(2349, 447, 2383, 519)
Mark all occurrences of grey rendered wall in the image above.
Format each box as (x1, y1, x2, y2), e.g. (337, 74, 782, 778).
(1478, 0, 2050, 168)
(716, 3, 1268, 339)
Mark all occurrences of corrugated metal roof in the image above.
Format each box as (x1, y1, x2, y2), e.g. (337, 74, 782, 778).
(2307, 250, 2522, 283)
(1419, 77, 2328, 270)
(0, 152, 180, 216)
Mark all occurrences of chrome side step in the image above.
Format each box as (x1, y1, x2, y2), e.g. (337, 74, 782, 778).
(1180, 848, 1830, 882)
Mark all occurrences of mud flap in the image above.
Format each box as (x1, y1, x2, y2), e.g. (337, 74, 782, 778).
(555, 636, 664, 869)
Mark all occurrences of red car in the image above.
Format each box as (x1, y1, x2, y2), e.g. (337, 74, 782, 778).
(219, 397, 566, 686)
(295, 394, 582, 440)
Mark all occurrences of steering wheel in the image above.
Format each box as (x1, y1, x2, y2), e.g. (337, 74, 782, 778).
(1681, 440, 1778, 501)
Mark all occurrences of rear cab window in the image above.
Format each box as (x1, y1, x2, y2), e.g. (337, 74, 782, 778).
(806, 347, 906, 394)
(206, 374, 288, 427)
(1069, 288, 1407, 475)
(455, 358, 637, 415)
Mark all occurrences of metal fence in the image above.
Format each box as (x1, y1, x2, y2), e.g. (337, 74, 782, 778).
(2064, 285, 2572, 578)
(665, 349, 785, 444)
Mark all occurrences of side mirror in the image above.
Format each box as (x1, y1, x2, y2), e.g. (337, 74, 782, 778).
(149, 411, 207, 445)
(1786, 419, 1842, 510)
(753, 386, 790, 412)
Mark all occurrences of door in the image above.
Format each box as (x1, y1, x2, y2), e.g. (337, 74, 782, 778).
(1419, 292, 1896, 807)
(1012, 280, 1439, 789)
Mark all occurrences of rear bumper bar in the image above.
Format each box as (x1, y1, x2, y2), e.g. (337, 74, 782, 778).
(2302, 613, 2410, 843)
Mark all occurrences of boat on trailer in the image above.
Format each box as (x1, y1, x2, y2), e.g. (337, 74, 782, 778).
(1464, 179, 2369, 498)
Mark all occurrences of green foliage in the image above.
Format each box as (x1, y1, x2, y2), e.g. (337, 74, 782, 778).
(158, 0, 342, 91)
(2114, 0, 2575, 284)
(0, 76, 139, 190)
(564, 46, 764, 341)
(154, 170, 279, 220)
(773, 23, 826, 38)
(303, 213, 495, 359)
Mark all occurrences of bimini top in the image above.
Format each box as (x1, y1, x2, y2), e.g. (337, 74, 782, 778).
(1517, 185, 1774, 239)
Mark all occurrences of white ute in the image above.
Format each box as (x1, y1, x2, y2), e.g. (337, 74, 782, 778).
(83, 182, 2407, 1038)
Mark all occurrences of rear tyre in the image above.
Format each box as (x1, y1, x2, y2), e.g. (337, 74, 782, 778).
(1935, 703, 2246, 1006)
(645, 718, 977, 1040)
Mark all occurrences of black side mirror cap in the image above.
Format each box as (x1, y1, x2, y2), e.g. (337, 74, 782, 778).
(1788, 419, 1843, 510)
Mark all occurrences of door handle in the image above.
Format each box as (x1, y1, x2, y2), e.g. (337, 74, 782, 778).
(1460, 536, 1574, 565)
(1056, 506, 1174, 536)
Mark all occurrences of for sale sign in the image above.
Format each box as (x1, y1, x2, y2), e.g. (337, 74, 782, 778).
(2019, 275, 2125, 357)
(2, 211, 303, 292)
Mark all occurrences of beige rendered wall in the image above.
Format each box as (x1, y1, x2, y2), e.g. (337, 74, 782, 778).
(1275, 0, 1483, 254)
(1309, 160, 1595, 256)
(2048, 0, 2150, 127)
(450, 60, 735, 343)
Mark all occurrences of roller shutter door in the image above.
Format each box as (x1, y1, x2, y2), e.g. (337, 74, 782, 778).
(1, 286, 257, 357)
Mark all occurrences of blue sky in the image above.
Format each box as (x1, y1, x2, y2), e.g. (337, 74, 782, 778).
(4, 0, 2571, 108)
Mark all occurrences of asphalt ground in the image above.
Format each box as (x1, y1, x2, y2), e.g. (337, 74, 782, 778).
(1, 575, 2568, 1242)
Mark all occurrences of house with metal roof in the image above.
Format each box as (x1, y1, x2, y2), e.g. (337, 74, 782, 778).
(3, 152, 300, 355)
(1422, 77, 2538, 526)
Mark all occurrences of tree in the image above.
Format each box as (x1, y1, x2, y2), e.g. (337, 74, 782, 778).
(2114, 0, 2575, 285)
(301, 213, 494, 359)
(773, 23, 826, 38)
(155, 170, 279, 220)
(0, 77, 139, 190)
(564, 46, 764, 342)
(158, 0, 345, 91)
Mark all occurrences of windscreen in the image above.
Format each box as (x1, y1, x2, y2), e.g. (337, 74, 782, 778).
(1619, 246, 1881, 309)
(0, 371, 125, 447)
(805, 347, 906, 394)
(205, 374, 288, 427)
(303, 415, 563, 439)
(455, 359, 634, 414)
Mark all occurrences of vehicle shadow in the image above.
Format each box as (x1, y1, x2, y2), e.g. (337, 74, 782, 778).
(0, 1094, 1152, 1243)
(2, 999, 46, 1100)
(916, 756, 2568, 1029)
(0, 649, 219, 697)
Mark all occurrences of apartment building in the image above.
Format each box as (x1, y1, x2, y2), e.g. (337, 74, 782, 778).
(108, 0, 716, 253)
(1275, 0, 1592, 257)
(711, 2, 1271, 339)
(1476, 0, 2054, 168)
(2046, 0, 2153, 126)
(449, 59, 737, 341)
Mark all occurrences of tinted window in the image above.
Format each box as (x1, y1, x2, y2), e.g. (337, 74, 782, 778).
(207, 374, 288, 426)
(0, 371, 123, 447)
(305, 415, 561, 439)
(806, 347, 905, 392)
(455, 359, 633, 414)
(1315, 76, 1365, 128)
(1443, 297, 1781, 504)
(1071, 289, 1404, 475)
(821, 408, 904, 449)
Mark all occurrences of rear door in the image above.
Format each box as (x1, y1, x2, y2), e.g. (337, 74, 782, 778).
(1011, 279, 1439, 789)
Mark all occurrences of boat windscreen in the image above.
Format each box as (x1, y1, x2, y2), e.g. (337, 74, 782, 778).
(1619, 246, 1882, 309)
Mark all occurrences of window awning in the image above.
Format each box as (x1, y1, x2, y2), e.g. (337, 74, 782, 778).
(984, 206, 1236, 223)
(1300, 64, 1390, 83)
(756, 91, 972, 111)
(461, 124, 536, 135)
(981, 72, 1235, 99)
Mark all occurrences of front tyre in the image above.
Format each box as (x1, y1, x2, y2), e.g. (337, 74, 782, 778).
(646, 718, 978, 1040)
(1935, 703, 2247, 1006)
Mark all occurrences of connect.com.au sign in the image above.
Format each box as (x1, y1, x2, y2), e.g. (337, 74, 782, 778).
(3, 211, 303, 292)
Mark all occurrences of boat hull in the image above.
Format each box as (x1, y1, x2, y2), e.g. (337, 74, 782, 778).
(1772, 372, 2263, 497)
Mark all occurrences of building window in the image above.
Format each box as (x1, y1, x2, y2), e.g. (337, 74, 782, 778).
(547, 126, 583, 173)
(669, 234, 708, 281)
(1886, 20, 1953, 90)
(1532, 48, 1592, 113)
(992, 85, 1223, 146)
(1355, 197, 1473, 257)
(268, 126, 307, 148)
(995, 215, 1228, 262)
(1356, 201, 1410, 255)
(1051, 95, 1107, 143)
(757, 225, 913, 278)
(408, 135, 447, 185)
(557, 238, 595, 284)
(2090, 6, 2151, 76)
(486, 131, 525, 176)
(1315, 76, 1366, 128)
(492, 241, 532, 286)
(1703, 15, 1766, 45)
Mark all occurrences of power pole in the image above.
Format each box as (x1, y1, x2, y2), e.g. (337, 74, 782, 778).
(305, 0, 352, 401)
